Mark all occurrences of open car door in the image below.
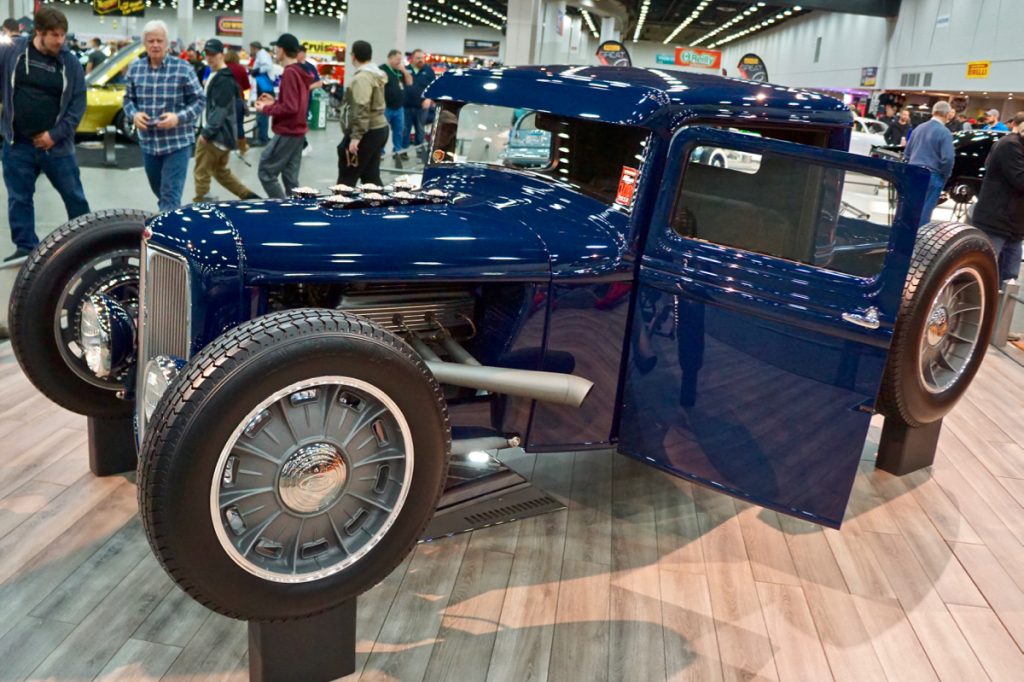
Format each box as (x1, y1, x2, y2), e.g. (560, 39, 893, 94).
(619, 126, 930, 528)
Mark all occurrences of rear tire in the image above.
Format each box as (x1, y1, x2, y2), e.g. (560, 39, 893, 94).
(138, 309, 450, 621)
(8, 209, 149, 417)
(877, 221, 998, 427)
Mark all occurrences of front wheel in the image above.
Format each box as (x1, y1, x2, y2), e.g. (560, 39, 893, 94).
(877, 221, 998, 427)
(138, 309, 450, 621)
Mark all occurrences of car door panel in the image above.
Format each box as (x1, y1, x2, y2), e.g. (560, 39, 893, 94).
(619, 127, 930, 528)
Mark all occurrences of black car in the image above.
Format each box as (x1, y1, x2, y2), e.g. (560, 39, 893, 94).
(875, 129, 1006, 204)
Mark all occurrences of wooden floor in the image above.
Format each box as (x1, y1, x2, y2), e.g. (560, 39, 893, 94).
(3, 339, 1024, 681)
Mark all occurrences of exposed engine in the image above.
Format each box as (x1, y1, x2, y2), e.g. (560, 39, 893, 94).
(264, 283, 477, 340)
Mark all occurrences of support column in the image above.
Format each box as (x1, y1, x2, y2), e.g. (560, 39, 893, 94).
(568, 16, 582, 63)
(505, 0, 543, 65)
(275, 0, 288, 36)
(242, 0, 266, 52)
(599, 16, 619, 42)
(344, 0, 408, 58)
(539, 0, 568, 64)
(177, 0, 194, 48)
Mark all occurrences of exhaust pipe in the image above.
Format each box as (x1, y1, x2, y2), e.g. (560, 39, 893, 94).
(450, 434, 522, 455)
(425, 360, 593, 407)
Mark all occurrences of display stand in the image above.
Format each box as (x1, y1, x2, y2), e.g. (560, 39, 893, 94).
(87, 416, 137, 476)
(875, 417, 942, 476)
(248, 601, 357, 682)
(86, 420, 563, 681)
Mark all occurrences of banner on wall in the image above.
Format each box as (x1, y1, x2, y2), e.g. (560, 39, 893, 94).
(216, 15, 243, 37)
(737, 53, 769, 82)
(92, 0, 145, 17)
(304, 41, 346, 57)
(674, 47, 721, 69)
(966, 61, 990, 79)
(464, 39, 499, 57)
(860, 67, 878, 87)
(595, 40, 631, 67)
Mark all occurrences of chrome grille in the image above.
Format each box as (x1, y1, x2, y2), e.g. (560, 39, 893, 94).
(137, 242, 191, 438)
(141, 244, 191, 361)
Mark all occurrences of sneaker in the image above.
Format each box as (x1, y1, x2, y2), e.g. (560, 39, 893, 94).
(302, 145, 312, 157)
(3, 248, 31, 263)
(242, 192, 262, 200)
(249, 138, 268, 148)
(399, 151, 409, 161)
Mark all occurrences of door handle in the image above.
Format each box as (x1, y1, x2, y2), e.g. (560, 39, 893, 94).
(842, 306, 880, 330)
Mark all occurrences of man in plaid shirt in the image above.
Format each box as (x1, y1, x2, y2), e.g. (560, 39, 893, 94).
(124, 20, 205, 211)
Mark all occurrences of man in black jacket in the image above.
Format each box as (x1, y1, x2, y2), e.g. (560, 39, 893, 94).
(193, 38, 257, 202)
(972, 112, 1024, 282)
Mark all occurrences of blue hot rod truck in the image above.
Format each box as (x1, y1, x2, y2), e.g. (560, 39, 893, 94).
(8, 66, 998, 622)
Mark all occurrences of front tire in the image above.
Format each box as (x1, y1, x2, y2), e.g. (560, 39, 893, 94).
(138, 309, 450, 621)
(878, 221, 998, 427)
(8, 209, 149, 417)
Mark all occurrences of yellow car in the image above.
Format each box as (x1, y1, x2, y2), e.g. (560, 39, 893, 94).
(77, 41, 145, 140)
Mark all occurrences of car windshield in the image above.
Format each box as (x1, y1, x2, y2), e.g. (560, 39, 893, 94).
(430, 102, 651, 207)
(86, 41, 142, 86)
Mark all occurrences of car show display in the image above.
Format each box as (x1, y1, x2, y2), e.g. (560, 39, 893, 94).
(6, 64, 1000, 679)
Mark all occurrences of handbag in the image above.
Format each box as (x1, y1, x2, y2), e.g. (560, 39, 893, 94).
(254, 72, 275, 96)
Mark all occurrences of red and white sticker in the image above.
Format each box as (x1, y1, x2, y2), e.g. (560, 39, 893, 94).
(615, 166, 639, 207)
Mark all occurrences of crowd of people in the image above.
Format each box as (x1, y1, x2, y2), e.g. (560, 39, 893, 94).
(0, 6, 441, 261)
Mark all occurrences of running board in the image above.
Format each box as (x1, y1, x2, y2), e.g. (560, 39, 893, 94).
(421, 453, 565, 541)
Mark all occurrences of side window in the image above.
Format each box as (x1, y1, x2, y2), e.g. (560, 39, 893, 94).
(674, 144, 895, 278)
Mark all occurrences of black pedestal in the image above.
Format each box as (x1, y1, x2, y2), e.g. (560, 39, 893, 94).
(875, 417, 942, 476)
(87, 416, 137, 476)
(248, 601, 357, 682)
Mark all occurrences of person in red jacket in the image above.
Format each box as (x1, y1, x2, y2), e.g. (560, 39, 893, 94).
(254, 33, 312, 198)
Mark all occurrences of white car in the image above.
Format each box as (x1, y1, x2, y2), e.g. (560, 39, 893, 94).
(850, 117, 888, 156)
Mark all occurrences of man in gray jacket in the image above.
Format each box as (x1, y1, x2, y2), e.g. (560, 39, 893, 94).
(192, 38, 258, 202)
(0, 7, 89, 261)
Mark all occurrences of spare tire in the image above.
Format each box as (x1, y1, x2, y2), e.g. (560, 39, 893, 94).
(878, 221, 998, 427)
(8, 209, 150, 417)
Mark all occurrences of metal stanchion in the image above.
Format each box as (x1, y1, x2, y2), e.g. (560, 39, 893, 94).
(103, 125, 117, 168)
(990, 282, 1020, 347)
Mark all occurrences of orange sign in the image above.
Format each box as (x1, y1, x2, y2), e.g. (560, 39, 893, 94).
(615, 166, 639, 207)
(216, 15, 243, 37)
(675, 47, 722, 70)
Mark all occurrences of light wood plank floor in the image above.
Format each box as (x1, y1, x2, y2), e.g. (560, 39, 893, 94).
(3, 339, 1024, 681)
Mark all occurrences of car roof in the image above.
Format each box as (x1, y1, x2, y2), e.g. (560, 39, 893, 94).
(426, 65, 853, 133)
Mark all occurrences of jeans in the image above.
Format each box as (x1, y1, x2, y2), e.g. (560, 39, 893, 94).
(403, 105, 426, 147)
(2, 141, 90, 251)
(982, 230, 1023, 283)
(254, 111, 270, 143)
(258, 134, 305, 199)
(142, 146, 192, 213)
(920, 173, 946, 225)
(384, 107, 405, 153)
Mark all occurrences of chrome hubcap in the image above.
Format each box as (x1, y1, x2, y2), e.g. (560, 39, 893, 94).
(211, 377, 413, 583)
(918, 267, 985, 394)
(278, 443, 348, 514)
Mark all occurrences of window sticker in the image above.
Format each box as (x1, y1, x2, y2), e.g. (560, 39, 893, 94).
(615, 166, 639, 207)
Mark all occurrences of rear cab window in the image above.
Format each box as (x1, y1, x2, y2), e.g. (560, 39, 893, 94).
(431, 102, 651, 208)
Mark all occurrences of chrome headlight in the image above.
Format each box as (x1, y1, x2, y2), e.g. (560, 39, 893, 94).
(80, 294, 135, 378)
(143, 355, 184, 420)
(80, 298, 109, 376)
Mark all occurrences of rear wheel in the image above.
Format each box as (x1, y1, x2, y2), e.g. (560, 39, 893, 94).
(8, 209, 149, 417)
(878, 221, 998, 427)
(138, 309, 450, 621)
(114, 110, 138, 143)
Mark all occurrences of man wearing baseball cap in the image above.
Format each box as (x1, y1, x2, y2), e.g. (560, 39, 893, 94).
(254, 33, 313, 198)
(984, 109, 1009, 132)
(193, 38, 258, 202)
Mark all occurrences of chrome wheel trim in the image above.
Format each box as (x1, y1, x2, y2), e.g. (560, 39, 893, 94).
(917, 266, 985, 395)
(210, 376, 414, 584)
(53, 249, 139, 389)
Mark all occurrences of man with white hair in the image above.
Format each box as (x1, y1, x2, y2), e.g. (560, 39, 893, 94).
(904, 100, 956, 222)
(123, 19, 205, 211)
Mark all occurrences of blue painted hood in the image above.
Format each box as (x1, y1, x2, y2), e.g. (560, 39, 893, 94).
(149, 166, 633, 285)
